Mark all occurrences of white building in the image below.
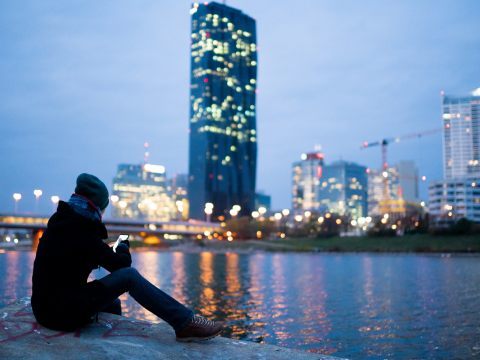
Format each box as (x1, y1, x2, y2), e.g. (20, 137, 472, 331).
(429, 179, 480, 223)
(428, 88, 480, 223)
(442, 88, 480, 179)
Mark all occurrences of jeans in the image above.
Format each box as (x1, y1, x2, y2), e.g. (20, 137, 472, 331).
(96, 267, 193, 332)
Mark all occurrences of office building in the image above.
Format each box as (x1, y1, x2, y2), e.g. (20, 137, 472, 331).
(188, 2, 257, 220)
(429, 88, 480, 223)
(429, 179, 480, 223)
(111, 164, 176, 221)
(442, 88, 480, 179)
(292, 153, 368, 218)
(368, 161, 419, 215)
(255, 192, 271, 212)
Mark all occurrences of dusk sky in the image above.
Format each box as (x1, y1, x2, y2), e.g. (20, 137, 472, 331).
(1, 0, 479, 214)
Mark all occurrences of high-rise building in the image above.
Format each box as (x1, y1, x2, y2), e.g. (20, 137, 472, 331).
(292, 153, 368, 218)
(397, 160, 419, 202)
(111, 164, 176, 221)
(292, 152, 325, 212)
(442, 88, 480, 179)
(429, 88, 480, 224)
(188, 2, 257, 220)
(368, 161, 419, 216)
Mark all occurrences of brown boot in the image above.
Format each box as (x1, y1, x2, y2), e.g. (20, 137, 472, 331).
(175, 315, 224, 342)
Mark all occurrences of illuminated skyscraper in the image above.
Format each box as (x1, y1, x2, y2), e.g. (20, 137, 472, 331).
(188, 2, 257, 220)
(111, 164, 176, 221)
(428, 88, 480, 224)
(442, 88, 480, 179)
(292, 153, 368, 218)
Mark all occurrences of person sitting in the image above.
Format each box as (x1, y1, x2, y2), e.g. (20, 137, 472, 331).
(31, 173, 223, 341)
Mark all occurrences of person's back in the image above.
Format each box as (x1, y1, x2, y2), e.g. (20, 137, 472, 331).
(32, 200, 130, 330)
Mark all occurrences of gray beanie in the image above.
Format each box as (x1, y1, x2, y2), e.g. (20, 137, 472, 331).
(75, 173, 109, 210)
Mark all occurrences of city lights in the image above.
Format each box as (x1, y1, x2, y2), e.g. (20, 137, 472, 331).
(281, 208, 290, 216)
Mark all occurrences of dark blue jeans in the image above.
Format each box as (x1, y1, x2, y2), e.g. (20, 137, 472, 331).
(97, 267, 193, 332)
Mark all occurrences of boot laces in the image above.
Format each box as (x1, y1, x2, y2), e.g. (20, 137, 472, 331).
(192, 315, 214, 327)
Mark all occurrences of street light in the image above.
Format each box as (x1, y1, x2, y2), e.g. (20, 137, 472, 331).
(204, 202, 214, 222)
(13, 193, 22, 213)
(51, 195, 60, 211)
(34, 189, 43, 213)
(281, 208, 290, 217)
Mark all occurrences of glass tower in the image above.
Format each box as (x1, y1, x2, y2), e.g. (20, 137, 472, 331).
(188, 2, 257, 220)
(442, 88, 480, 179)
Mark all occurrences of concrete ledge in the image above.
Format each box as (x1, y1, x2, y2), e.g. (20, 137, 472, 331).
(0, 298, 345, 360)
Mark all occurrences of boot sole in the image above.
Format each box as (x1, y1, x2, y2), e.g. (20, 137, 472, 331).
(176, 329, 223, 342)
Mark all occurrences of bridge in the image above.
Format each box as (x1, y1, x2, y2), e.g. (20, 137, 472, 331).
(0, 213, 222, 248)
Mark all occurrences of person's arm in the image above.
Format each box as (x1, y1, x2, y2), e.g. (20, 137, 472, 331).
(94, 239, 132, 272)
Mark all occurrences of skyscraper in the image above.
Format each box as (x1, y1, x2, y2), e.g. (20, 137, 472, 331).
(188, 2, 257, 220)
(428, 88, 480, 224)
(292, 152, 368, 218)
(442, 88, 480, 179)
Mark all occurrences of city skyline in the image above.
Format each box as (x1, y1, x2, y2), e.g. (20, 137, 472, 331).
(1, 1, 480, 214)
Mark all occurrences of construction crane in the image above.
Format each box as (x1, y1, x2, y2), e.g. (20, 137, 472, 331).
(361, 128, 442, 214)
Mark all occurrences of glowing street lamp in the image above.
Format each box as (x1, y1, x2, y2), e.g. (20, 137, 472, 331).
(33, 189, 43, 213)
(251, 211, 259, 219)
(258, 206, 267, 215)
(51, 195, 60, 211)
(281, 208, 290, 217)
(13, 193, 22, 213)
(204, 202, 214, 222)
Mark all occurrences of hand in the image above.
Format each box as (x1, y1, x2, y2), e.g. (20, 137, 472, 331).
(116, 241, 130, 254)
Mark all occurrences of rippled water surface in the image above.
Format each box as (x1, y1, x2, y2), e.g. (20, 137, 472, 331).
(1, 250, 479, 359)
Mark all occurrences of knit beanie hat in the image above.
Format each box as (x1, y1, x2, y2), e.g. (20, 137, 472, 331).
(75, 173, 110, 210)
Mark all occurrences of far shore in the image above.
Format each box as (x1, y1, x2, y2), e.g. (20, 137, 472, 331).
(2, 234, 479, 254)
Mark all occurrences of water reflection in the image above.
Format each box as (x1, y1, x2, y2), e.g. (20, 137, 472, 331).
(1, 251, 480, 359)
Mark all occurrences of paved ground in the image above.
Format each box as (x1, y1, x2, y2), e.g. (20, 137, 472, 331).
(0, 298, 345, 360)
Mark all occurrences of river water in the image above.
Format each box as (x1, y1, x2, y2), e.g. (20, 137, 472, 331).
(0, 250, 479, 359)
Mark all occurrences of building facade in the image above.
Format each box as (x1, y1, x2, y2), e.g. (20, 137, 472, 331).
(292, 152, 325, 212)
(442, 88, 480, 179)
(429, 179, 480, 223)
(292, 153, 368, 218)
(368, 161, 419, 216)
(188, 2, 257, 220)
(111, 164, 176, 221)
(429, 88, 480, 223)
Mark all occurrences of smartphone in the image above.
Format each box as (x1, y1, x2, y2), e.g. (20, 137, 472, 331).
(113, 234, 129, 253)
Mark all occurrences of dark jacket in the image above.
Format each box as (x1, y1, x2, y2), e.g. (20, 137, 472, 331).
(31, 201, 131, 331)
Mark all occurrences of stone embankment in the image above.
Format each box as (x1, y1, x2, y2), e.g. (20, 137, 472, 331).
(0, 298, 346, 360)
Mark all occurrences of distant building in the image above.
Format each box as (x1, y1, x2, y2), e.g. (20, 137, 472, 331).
(188, 2, 257, 220)
(255, 192, 271, 212)
(292, 152, 325, 212)
(429, 179, 480, 223)
(168, 174, 189, 220)
(397, 160, 419, 202)
(429, 88, 480, 224)
(368, 161, 419, 216)
(442, 88, 480, 179)
(318, 161, 368, 218)
(111, 164, 176, 221)
(292, 153, 368, 218)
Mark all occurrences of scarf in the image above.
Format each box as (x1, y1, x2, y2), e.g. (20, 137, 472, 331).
(68, 193, 102, 222)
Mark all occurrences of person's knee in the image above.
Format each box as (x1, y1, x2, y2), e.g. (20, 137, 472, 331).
(114, 267, 140, 285)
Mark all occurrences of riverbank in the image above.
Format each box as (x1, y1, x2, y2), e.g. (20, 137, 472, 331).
(0, 298, 343, 360)
(1, 234, 479, 253)
(165, 234, 480, 253)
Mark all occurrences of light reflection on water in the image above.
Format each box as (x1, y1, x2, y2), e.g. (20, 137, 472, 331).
(1, 251, 480, 359)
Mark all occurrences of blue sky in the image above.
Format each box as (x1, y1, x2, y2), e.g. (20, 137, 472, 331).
(1, 0, 479, 214)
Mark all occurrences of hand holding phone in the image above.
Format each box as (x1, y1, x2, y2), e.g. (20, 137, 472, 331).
(113, 234, 129, 253)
